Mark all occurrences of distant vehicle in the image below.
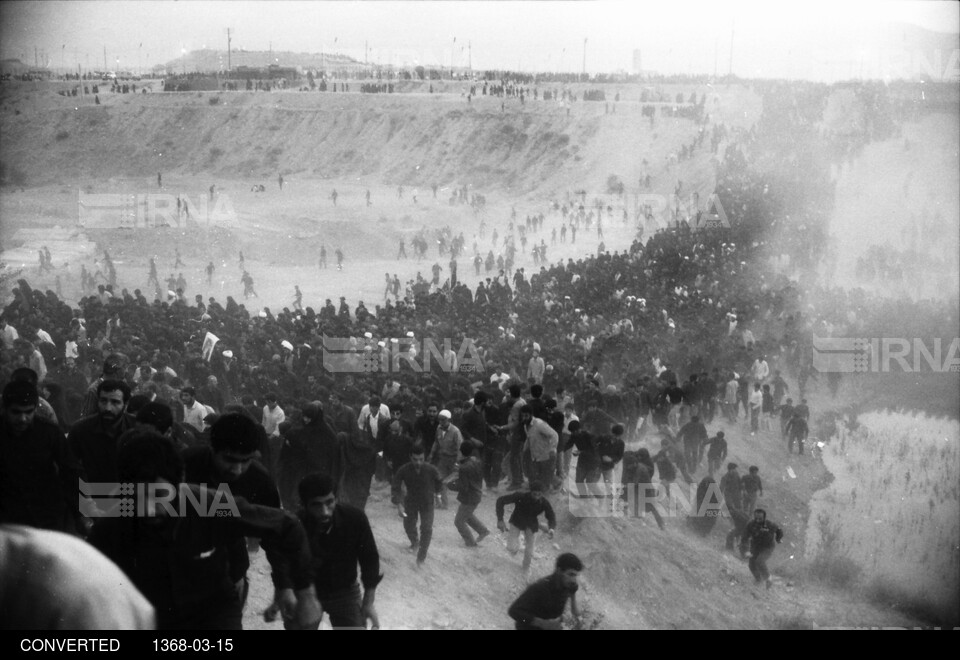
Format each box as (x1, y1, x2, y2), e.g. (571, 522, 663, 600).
(101, 71, 117, 81)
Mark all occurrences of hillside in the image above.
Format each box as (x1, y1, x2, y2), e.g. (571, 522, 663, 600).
(241, 405, 934, 630)
(0, 82, 760, 197)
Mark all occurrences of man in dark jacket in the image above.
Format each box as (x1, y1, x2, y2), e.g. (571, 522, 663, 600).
(495, 481, 556, 573)
(739, 508, 784, 588)
(702, 431, 728, 477)
(284, 473, 382, 630)
(382, 420, 414, 483)
(785, 412, 809, 455)
(460, 392, 503, 489)
(1, 381, 81, 534)
(88, 428, 320, 630)
(508, 553, 582, 630)
(413, 403, 441, 458)
(720, 462, 743, 514)
(596, 424, 626, 496)
(564, 420, 600, 495)
(78, 355, 125, 419)
(182, 412, 282, 618)
(69, 379, 136, 485)
(391, 445, 442, 566)
(453, 443, 489, 547)
(678, 415, 708, 474)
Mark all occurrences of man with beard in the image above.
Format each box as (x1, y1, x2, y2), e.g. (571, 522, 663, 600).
(392, 445, 442, 567)
(79, 355, 125, 419)
(0, 381, 82, 534)
(278, 402, 340, 509)
(326, 391, 358, 442)
(508, 553, 583, 630)
(69, 379, 135, 485)
(182, 413, 281, 621)
(279, 473, 382, 630)
(739, 508, 784, 589)
(382, 420, 414, 484)
(414, 402, 441, 458)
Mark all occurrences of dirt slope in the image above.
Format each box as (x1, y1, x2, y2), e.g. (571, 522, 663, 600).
(0, 82, 759, 197)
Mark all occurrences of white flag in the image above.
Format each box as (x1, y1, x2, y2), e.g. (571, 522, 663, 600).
(202, 332, 220, 362)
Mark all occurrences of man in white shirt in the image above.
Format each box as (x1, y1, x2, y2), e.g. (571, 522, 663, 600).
(0, 317, 19, 350)
(750, 355, 769, 383)
(489, 366, 510, 391)
(357, 394, 390, 436)
(180, 386, 211, 434)
(262, 393, 286, 437)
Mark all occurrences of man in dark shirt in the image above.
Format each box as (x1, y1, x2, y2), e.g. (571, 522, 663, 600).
(391, 445, 442, 566)
(326, 392, 357, 442)
(88, 428, 320, 630)
(702, 431, 728, 477)
(496, 481, 556, 573)
(382, 420, 414, 483)
(739, 508, 784, 588)
(181, 412, 281, 618)
(286, 473, 382, 630)
(460, 392, 503, 489)
(785, 412, 809, 455)
(79, 355, 125, 419)
(453, 443, 489, 547)
(69, 379, 136, 485)
(741, 466, 764, 514)
(0, 381, 81, 534)
(678, 415, 708, 474)
(414, 403, 441, 458)
(720, 463, 743, 515)
(779, 397, 795, 439)
(564, 421, 601, 496)
(508, 553, 582, 630)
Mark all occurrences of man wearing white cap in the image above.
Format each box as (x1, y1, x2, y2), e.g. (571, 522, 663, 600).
(429, 410, 462, 509)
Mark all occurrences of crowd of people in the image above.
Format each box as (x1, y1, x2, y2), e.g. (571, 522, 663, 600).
(1, 76, 951, 629)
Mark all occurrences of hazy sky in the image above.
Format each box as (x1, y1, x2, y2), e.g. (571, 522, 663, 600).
(1, 1, 957, 81)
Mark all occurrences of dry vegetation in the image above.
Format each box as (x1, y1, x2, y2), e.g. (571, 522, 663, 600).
(807, 411, 960, 625)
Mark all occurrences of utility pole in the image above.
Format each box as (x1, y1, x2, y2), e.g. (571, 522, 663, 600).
(35, 46, 38, 68)
(582, 38, 587, 80)
(227, 28, 232, 71)
(728, 21, 734, 77)
(714, 37, 718, 78)
(104, 45, 107, 72)
(468, 41, 472, 72)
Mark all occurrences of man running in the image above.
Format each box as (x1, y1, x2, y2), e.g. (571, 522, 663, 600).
(508, 553, 583, 630)
(739, 508, 784, 589)
(392, 445, 442, 567)
(495, 481, 556, 574)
